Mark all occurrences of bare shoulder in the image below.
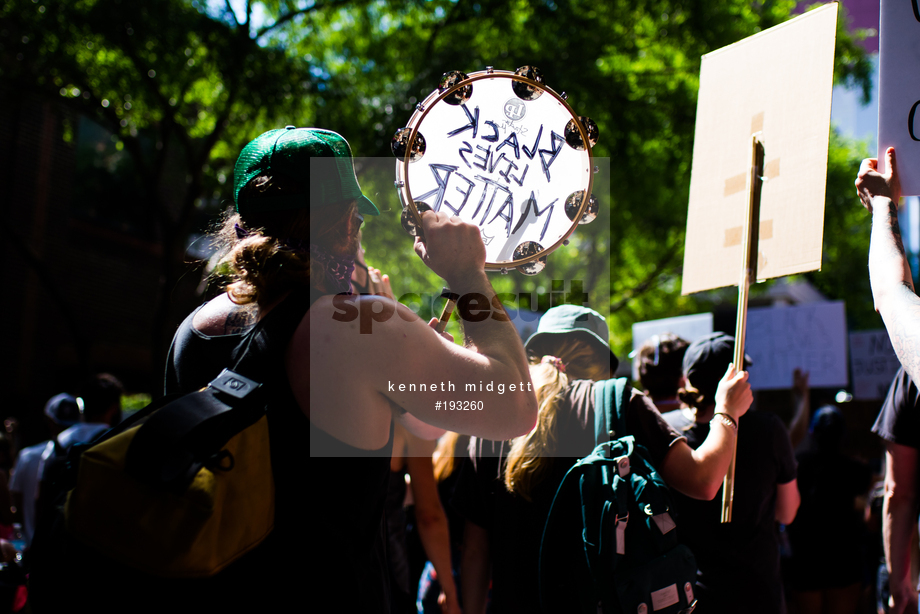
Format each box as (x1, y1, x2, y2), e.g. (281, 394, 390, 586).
(192, 293, 258, 336)
(296, 293, 422, 450)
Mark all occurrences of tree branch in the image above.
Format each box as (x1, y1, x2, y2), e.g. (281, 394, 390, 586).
(256, 0, 355, 38)
(423, 1, 466, 61)
(609, 241, 682, 313)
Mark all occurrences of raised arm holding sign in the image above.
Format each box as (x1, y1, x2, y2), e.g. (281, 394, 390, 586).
(855, 147, 920, 385)
(682, 3, 838, 521)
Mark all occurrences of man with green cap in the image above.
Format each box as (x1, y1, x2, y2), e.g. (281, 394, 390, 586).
(163, 126, 538, 610)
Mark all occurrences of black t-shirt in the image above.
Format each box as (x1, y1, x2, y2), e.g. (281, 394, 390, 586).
(663, 409, 797, 614)
(785, 447, 871, 590)
(872, 367, 920, 448)
(452, 380, 683, 614)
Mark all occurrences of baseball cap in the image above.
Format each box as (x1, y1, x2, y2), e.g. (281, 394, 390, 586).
(524, 305, 618, 371)
(44, 393, 82, 427)
(682, 332, 753, 399)
(233, 126, 378, 217)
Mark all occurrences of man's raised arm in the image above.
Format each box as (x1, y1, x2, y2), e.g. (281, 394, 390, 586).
(307, 210, 537, 442)
(856, 147, 920, 383)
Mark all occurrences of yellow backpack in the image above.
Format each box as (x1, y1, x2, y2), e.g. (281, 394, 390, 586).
(64, 368, 274, 577)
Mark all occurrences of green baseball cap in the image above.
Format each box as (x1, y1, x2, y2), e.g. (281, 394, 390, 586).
(524, 305, 618, 372)
(233, 126, 378, 217)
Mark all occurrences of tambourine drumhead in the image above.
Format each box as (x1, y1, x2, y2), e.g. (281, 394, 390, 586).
(395, 70, 594, 271)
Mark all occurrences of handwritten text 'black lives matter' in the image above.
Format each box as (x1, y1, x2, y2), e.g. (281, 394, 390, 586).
(415, 103, 570, 242)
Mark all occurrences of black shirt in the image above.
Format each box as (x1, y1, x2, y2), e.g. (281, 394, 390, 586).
(663, 409, 797, 614)
(872, 367, 920, 448)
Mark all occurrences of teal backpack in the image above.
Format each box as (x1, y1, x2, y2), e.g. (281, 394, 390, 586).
(539, 378, 699, 614)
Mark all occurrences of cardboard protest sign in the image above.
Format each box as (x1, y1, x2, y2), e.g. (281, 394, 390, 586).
(849, 330, 902, 400)
(877, 0, 920, 196)
(745, 301, 848, 390)
(682, 4, 838, 295)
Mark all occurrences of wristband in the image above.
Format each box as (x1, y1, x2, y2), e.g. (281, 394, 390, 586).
(711, 412, 738, 433)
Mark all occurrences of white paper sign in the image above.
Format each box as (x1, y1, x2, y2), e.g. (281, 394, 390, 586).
(631, 313, 714, 382)
(631, 313, 715, 355)
(878, 0, 920, 196)
(849, 330, 902, 400)
(745, 302, 848, 390)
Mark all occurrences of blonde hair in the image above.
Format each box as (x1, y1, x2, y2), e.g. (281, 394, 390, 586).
(504, 337, 610, 501)
(433, 432, 469, 483)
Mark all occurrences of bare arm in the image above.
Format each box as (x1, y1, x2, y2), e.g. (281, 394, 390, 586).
(304, 211, 537, 445)
(857, 148, 920, 383)
(788, 369, 810, 450)
(659, 364, 753, 500)
(405, 433, 461, 614)
(461, 520, 490, 614)
(884, 442, 920, 614)
(775, 479, 801, 525)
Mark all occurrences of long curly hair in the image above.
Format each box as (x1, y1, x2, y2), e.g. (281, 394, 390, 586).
(212, 174, 357, 305)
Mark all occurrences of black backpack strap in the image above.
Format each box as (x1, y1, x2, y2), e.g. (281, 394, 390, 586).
(124, 371, 264, 492)
(593, 377, 630, 449)
(124, 290, 312, 492)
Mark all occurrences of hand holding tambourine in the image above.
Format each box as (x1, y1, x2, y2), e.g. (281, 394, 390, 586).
(392, 66, 600, 276)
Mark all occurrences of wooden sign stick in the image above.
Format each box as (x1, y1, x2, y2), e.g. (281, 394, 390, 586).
(436, 287, 458, 334)
(722, 132, 765, 523)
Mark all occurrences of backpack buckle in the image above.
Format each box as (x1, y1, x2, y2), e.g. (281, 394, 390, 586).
(614, 455, 630, 477)
(615, 513, 628, 555)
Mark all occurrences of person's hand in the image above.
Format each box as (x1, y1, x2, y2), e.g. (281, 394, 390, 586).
(414, 211, 486, 285)
(714, 363, 752, 422)
(856, 147, 901, 213)
(428, 317, 455, 343)
(367, 267, 395, 300)
(792, 368, 809, 398)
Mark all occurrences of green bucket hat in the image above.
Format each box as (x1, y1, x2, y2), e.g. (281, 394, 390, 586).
(524, 305, 618, 372)
(233, 126, 378, 217)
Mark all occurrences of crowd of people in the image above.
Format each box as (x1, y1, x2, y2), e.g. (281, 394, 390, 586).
(5, 131, 918, 613)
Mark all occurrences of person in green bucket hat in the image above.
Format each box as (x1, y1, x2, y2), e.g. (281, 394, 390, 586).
(161, 127, 538, 609)
(456, 304, 754, 614)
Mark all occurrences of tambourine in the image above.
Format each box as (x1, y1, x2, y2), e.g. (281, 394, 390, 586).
(392, 66, 599, 275)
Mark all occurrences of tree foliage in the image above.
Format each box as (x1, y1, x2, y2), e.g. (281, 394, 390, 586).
(0, 0, 876, 362)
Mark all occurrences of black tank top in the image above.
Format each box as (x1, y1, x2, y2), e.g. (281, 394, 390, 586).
(165, 288, 393, 610)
